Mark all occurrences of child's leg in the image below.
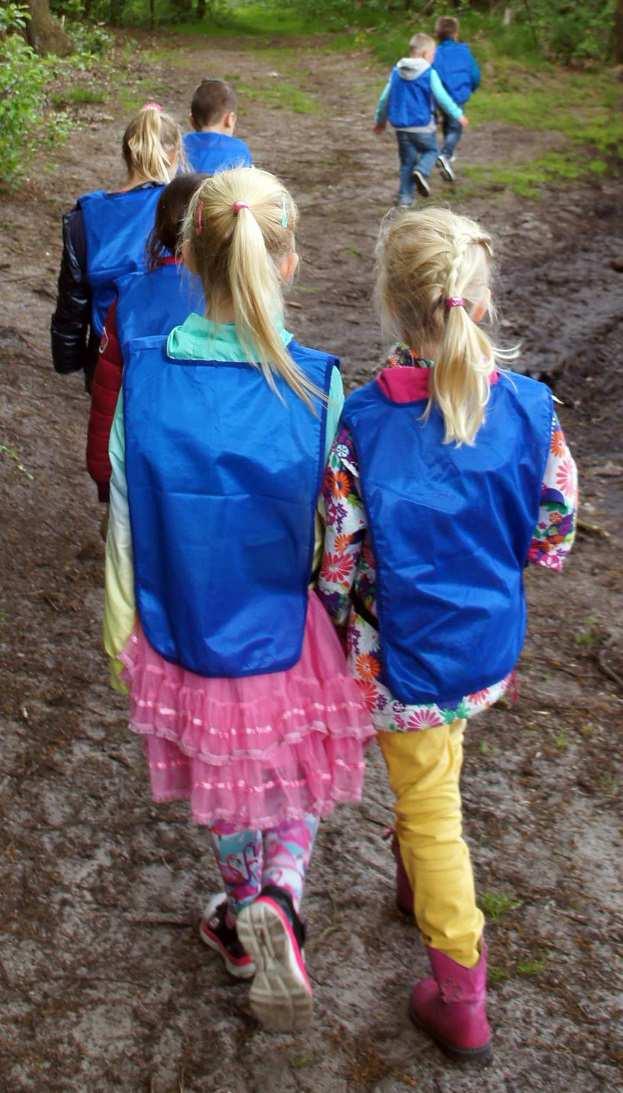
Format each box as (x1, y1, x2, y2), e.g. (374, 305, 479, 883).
(414, 131, 440, 179)
(440, 115, 463, 159)
(396, 132, 418, 205)
(261, 815, 319, 911)
(210, 825, 263, 918)
(378, 720, 483, 967)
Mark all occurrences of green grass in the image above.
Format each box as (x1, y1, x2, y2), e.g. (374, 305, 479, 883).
(50, 86, 108, 108)
(236, 77, 320, 114)
(517, 959, 546, 976)
(479, 890, 521, 922)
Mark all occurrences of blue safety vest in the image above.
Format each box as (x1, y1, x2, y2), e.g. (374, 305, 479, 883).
(342, 372, 553, 706)
(183, 132, 253, 174)
(123, 336, 337, 677)
(79, 185, 164, 336)
(433, 40, 478, 106)
(115, 263, 204, 351)
(388, 66, 433, 129)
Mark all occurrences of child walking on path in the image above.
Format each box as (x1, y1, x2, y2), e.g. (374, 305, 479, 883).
(317, 208, 577, 1063)
(87, 172, 206, 502)
(183, 79, 253, 174)
(374, 33, 467, 207)
(51, 104, 183, 389)
(103, 167, 373, 1031)
(433, 15, 481, 168)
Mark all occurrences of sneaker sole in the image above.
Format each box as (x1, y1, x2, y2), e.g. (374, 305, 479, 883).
(198, 919, 256, 980)
(412, 172, 430, 198)
(237, 897, 313, 1032)
(437, 159, 455, 183)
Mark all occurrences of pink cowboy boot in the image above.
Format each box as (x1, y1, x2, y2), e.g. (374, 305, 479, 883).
(392, 834, 414, 916)
(409, 942, 492, 1064)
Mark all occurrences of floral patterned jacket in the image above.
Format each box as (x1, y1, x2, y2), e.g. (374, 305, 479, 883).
(316, 349, 578, 732)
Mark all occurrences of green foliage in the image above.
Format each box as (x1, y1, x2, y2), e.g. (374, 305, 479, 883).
(0, 2, 30, 34)
(478, 889, 521, 922)
(0, 36, 49, 181)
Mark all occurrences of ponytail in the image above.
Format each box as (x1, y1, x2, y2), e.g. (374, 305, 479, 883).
(184, 168, 324, 410)
(375, 207, 518, 446)
(122, 105, 182, 185)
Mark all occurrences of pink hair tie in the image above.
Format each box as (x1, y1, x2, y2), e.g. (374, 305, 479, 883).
(195, 202, 203, 235)
(142, 101, 163, 112)
(232, 201, 250, 214)
(445, 296, 465, 309)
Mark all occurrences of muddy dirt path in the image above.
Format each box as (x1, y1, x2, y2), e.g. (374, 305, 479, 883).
(1, 32, 622, 1093)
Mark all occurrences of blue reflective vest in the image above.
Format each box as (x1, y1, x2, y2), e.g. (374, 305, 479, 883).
(115, 263, 204, 351)
(79, 185, 164, 336)
(342, 373, 553, 706)
(388, 66, 433, 129)
(123, 336, 337, 677)
(183, 132, 253, 174)
(433, 40, 479, 106)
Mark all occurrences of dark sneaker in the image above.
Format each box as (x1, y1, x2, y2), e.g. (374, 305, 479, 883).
(199, 894, 256, 979)
(237, 884, 313, 1031)
(437, 155, 456, 183)
(412, 171, 431, 198)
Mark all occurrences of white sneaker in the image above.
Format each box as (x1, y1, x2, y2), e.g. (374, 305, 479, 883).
(437, 155, 456, 183)
(237, 887, 312, 1032)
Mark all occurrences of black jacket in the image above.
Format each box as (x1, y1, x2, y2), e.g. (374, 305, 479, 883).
(50, 205, 100, 390)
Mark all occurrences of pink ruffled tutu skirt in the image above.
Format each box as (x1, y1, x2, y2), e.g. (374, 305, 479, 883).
(120, 592, 374, 829)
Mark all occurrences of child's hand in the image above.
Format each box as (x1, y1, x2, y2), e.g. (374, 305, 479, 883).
(373, 122, 386, 135)
(460, 115, 470, 128)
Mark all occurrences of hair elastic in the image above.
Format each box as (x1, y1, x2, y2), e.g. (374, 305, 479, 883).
(232, 201, 250, 214)
(280, 192, 289, 229)
(445, 296, 465, 309)
(195, 201, 203, 235)
(142, 101, 163, 112)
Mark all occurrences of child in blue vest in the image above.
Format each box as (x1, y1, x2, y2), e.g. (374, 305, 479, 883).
(183, 79, 253, 174)
(51, 104, 183, 389)
(433, 15, 481, 175)
(87, 172, 206, 503)
(103, 166, 373, 1032)
(318, 207, 577, 1063)
(374, 33, 468, 207)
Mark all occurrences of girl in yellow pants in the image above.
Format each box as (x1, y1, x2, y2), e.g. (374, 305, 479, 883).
(317, 208, 577, 1063)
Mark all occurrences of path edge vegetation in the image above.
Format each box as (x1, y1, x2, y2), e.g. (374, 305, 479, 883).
(1, 2, 622, 196)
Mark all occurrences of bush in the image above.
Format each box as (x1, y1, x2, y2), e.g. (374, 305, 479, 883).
(0, 35, 49, 181)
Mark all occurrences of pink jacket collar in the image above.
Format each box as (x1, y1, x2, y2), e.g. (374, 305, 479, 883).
(377, 365, 499, 403)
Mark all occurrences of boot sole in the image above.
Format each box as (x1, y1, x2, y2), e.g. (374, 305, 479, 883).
(409, 1006, 493, 1066)
(237, 898, 313, 1032)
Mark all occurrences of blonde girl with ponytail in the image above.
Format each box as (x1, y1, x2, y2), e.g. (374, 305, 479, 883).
(103, 166, 373, 1031)
(318, 206, 577, 1063)
(51, 103, 183, 389)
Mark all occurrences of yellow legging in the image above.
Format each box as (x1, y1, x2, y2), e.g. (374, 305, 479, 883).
(378, 719, 484, 968)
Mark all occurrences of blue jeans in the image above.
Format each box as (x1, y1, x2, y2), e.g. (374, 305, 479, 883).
(396, 130, 439, 204)
(440, 115, 464, 159)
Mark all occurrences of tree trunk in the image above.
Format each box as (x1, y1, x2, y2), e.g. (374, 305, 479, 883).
(615, 0, 623, 63)
(26, 0, 73, 56)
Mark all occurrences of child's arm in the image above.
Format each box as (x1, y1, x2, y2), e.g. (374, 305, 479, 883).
(527, 413, 577, 571)
(86, 301, 123, 503)
(103, 392, 135, 692)
(430, 70, 468, 125)
(50, 207, 95, 377)
(317, 426, 367, 629)
(374, 79, 392, 131)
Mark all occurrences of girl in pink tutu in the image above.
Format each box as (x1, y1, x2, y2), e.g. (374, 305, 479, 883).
(103, 166, 373, 1031)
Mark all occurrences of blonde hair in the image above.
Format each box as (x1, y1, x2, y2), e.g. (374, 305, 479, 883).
(376, 207, 517, 446)
(409, 32, 436, 56)
(122, 105, 182, 185)
(183, 166, 322, 408)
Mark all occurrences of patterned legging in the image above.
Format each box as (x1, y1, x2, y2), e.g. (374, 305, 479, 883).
(211, 815, 319, 918)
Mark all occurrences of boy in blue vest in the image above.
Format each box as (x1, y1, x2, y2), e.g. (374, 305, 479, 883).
(433, 15, 480, 177)
(374, 33, 468, 207)
(183, 79, 253, 175)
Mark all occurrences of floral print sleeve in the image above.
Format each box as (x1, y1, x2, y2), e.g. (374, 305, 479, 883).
(527, 412, 577, 571)
(317, 425, 367, 628)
